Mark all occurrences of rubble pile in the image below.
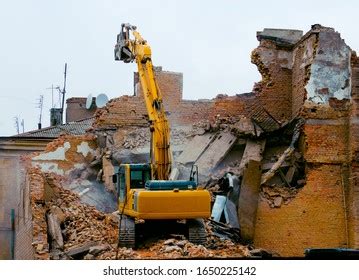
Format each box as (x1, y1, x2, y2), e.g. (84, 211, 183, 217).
(122, 128, 149, 149)
(50, 191, 117, 250)
(31, 173, 118, 260)
(96, 227, 258, 260)
(113, 127, 191, 151)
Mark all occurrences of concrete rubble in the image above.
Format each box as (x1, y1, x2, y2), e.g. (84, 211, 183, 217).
(19, 24, 359, 258)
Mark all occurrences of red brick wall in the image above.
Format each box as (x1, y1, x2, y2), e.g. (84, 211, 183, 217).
(135, 67, 183, 110)
(210, 95, 246, 120)
(94, 96, 148, 129)
(303, 120, 349, 164)
(95, 68, 213, 129)
(348, 53, 359, 247)
(254, 33, 354, 256)
(255, 164, 347, 256)
(251, 40, 293, 123)
(66, 98, 96, 123)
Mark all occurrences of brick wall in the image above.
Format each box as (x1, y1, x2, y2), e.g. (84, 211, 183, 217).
(348, 53, 359, 247)
(255, 164, 347, 256)
(94, 67, 213, 129)
(253, 29, 354, 256)
(210, 95, 246, 120)
(251, 40, 293, 123)
(135, 67, 183, 109)
(94, 95, 148, 129)
(303, 119, 349, 164)
(66, 98, 95, 123)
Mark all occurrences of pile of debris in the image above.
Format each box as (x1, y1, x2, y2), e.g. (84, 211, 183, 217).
(97, 225, 272, 259)
(34, 172, 276, 259)
(36, 173, 118, 260)
(122, 128, 149, 149)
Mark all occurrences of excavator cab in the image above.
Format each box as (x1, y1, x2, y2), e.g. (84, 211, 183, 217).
(114, 164, 151, 203)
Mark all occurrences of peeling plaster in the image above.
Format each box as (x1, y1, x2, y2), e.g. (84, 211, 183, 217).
(31, 162, 64, 176)
(76, 142, 95, 158)
(306, 31, 351, 104)
(32, 142, 71, 161)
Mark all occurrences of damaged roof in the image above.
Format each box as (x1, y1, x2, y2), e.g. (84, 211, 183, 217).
(11, 118, 93, 139)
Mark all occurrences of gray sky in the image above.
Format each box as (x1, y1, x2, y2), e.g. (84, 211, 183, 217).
(0, 0, 358, 136)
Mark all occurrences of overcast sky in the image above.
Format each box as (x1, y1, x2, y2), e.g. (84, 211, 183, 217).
(0, 0, 358, 136)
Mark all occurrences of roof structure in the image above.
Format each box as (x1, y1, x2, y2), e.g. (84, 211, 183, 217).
(10, 118, 93, 139)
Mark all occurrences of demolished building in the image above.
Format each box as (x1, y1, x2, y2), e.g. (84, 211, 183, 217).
(3, 24, 359, 259)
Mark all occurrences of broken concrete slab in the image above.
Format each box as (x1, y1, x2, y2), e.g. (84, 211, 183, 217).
(89, 244, 110, 256)
(239, 139, 266, 172)
(65, 241, 99, 258)
(257, 28, 303, 46)
(176, 134, 214, 164)
(238, 160, 262, 243)
(195, 132, 237, 176)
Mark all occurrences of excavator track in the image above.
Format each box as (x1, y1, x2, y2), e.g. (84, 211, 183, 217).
(118, 215, 135, 248)
(188, 218, 207, 244)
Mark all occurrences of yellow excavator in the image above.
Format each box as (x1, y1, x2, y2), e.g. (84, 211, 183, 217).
(113, 23, 211, 248)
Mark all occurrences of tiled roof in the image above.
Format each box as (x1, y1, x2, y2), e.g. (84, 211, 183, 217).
(12, 118, 93, 138)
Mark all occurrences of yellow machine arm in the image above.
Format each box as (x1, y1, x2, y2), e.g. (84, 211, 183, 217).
(114, 23, 172, 180)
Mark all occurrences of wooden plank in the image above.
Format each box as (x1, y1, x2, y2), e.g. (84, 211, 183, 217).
(285, 166, 297, 183)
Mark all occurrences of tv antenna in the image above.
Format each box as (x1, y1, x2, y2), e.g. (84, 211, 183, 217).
(14, 116, 19, 134)
(21, 119, 25, 133)
(54, 63, 67, 124)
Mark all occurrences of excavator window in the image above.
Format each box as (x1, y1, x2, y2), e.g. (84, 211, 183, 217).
(119, 173, 126, 202)
(130, 170, 150, 189)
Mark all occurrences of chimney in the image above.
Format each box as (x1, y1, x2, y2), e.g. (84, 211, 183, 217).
(50, 108, 62, 126)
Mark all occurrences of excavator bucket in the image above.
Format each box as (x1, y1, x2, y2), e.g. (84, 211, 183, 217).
(114, 24, 135, 63)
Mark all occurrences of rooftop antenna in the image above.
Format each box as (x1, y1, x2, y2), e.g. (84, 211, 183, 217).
(46, 84, 55, 108)
(37, 95, 44, 129)
(55, 63, 67, 124)
(14, 116, 19, 134)
(21, 119, 25, 133)
(61, 63, 67, 122)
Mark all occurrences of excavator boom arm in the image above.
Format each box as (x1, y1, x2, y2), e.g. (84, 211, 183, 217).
(115, 23, 172, 180)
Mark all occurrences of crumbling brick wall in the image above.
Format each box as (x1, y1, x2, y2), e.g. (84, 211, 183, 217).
(254, 26, 354, 256)
(252, 40, 293, 123)
(27, 169, 49, 259)
(291, 34, 317, 117)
